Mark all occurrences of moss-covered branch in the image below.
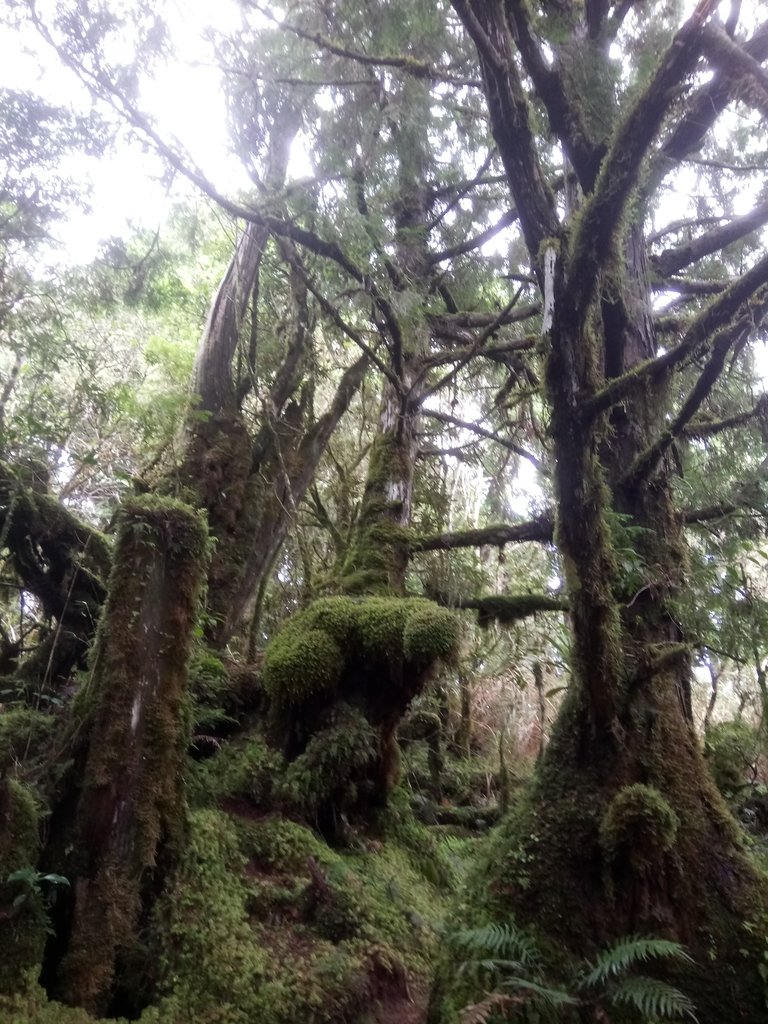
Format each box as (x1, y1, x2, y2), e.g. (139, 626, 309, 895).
(410, 514, 554, 554)
(582, 267, 768, 421)
(434, 593, 568, 627)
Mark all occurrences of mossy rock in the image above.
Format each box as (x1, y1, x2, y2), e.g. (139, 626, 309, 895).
(599, 783, 679, 862)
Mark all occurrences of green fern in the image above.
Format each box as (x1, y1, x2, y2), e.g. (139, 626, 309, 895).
(454, 922, 699, 1023)
(581, 936, 694, 988)
(607, 975, 698, 1019)
(453, 921, 541, 967)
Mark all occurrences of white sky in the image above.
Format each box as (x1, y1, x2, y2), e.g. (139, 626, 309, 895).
(0, 0, 255, 262)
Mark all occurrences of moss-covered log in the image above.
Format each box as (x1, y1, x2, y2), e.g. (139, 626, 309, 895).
(50, 497, 208, 1015)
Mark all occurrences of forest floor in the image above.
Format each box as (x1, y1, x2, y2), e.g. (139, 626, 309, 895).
(372, 981, 429, 1024)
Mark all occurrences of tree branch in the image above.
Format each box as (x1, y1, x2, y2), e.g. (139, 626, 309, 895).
(565, 0, 719, 319)
(410, 514, 554, 553)
(651, 200, 768, 278)
(421, 407, 545, 471)
(582, 253, 768, 421)
(451, 0, 560, 263)
(505, 0, 604, 189)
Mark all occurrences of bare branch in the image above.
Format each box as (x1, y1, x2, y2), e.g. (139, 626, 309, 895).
(421, 407, 545, 471)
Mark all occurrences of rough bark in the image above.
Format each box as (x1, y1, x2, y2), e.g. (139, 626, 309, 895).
(50, 497, 208, 1016)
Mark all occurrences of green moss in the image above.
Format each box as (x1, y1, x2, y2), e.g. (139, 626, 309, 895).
(599, 783, 679, 863)
(263, 628, 344, 706)
(188, 734, 284, 808)
(264, 596, 460, 706)
(0, 709, 56, 772)
(403, 605, 461, 663)
(149, 808, 270, 1022)
(53, 496, 209, 1013)
(470, 593, 569, 628)
(282, 705, 377, 816)
(240, 817, 333, 874)
(0, 780, 47, 995)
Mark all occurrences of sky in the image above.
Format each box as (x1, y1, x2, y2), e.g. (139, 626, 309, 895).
(0, 1, 760, 264)
(0, 0, 256, 262)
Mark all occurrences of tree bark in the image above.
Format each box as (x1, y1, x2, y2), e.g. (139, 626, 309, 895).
(52, 498, 207, 1016)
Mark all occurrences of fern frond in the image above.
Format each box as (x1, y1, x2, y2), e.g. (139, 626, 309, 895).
(606, 975, 698, 1020)
(581, 937, 693, 988)
(502, 975, 578, 1007)
(453, 921, 541, 966)
(460, 992, 518, 1024)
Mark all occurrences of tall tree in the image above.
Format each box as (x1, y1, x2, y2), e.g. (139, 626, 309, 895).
(427, 2, 768, 1018)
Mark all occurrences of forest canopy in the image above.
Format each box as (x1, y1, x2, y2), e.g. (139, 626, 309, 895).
(2, 2, 768, 1023)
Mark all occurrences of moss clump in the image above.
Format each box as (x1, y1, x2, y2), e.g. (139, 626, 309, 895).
(0, 779, 47, 995)
(0, 709, 56, 772)
(599, 783, 679, 863)
(263, 596, 461, 831)
(263, 596, 460, 706)
(263, 628, 344, 706)
(403, 605, 462, 663)
(240, 817, 332, 875)
(282, 705, 377, 817)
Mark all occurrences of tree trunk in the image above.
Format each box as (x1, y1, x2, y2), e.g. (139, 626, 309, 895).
(440, 4, 768, 1019)
(51, 497, 207, 1016)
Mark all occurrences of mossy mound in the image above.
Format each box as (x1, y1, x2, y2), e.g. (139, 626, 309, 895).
(263, 596, 461, 708)
(121, 805, 452, 1024)
(599, 783, 679, 864)
(282, 704, 378, 817)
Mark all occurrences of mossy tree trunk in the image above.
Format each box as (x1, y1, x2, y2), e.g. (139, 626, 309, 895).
(49, 497, 208, 1016)
(446, 3, 768, 1018)
(340, 79, 432, 597)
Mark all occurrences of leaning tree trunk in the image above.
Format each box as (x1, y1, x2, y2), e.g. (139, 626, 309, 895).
(50, 497, 207, 1016)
